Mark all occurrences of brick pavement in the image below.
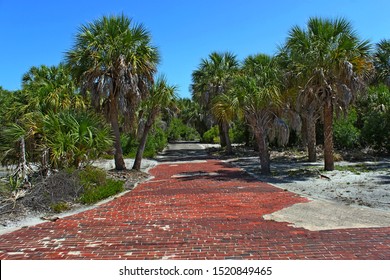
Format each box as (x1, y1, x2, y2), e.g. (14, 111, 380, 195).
(0, 159, 389, 259)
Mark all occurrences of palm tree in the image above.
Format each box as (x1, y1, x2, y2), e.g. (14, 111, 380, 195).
(132, 76, 177, 171)
(65, 14, 159, 170)
(21, 64, 86, 114)
(373, 39, 390, 86)
(283, 17, 372, 170)
(43, 111, 113, 168)
(232, 54, 284, 174)
(1, 65, 88, 178)
(191, 52, 239, 154)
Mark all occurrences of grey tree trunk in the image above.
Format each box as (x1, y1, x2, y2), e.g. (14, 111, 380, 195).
(323, 97, 334, 171)
(133, 111, 156, 171)
(19, 137, 29, 184)
(254, 128, 271, 175)
(221, 121, 232, 154)
(307, 117, 317, 162)
(301, 116, 308, 147)
(132, 123, 151, 171)
(110, 94, 126, 170)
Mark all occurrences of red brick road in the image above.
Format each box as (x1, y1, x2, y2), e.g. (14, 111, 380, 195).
(1, 159, 389, 259)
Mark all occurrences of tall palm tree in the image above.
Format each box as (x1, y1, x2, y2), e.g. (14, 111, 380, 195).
(191, 52, 239, 154)
(283, 17, 372, 170)
(132, 76, 177, 171)
(65, 14, 159, 170)
(232, 54, 284, 174)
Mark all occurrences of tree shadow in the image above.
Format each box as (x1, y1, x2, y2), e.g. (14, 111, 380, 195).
(156, 142, 213, 163)
(374, 175, 390, 185)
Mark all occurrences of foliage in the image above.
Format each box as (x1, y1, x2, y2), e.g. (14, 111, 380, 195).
(281, 17, 373, 170)
(167, 118, 200, 141)
(43, 111, 113, 168)
(175, 98, 207, 137)
(201, 123, 247, 144)
(191, 52, 239, 152)
(373, 39, 390, 85)
(202, 126, 220, 143)
(144, 126, 168, 157)
(66, 14, 160, 170)
(333, 109, 361, 149)
(357, 84, 390, 152)
(79, 179, 124, 204)
(229, 120, 248, 144)
(0, 65, 107, 173)
(50, 201, 71, 213)
(78, 166, 124, 204)
(123, 124, 168, 158)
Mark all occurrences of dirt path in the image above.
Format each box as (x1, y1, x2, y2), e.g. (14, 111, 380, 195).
(0, 143, 389, 259)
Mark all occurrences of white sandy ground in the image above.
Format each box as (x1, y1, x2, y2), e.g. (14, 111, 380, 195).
(0, 159, 157, 235)
(225, 155, 390, 230)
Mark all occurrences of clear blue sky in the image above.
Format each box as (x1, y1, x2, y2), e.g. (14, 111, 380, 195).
(1, 0, 389, 98)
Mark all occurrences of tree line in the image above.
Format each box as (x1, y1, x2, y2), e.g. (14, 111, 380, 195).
(0, 14, 177, 190)
(1, 15, 389, 187)
(190, 17, 390, 174)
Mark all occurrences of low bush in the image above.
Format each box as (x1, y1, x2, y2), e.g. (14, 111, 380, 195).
(122, 125, 168, 158)
(202, 126, 220, 143)
(333, 109, 361, 149)
(77, 166, 124, 204)
(79, 178, 124, 204)
(167, 118, 200, 141)
(358, 84, 390, 152)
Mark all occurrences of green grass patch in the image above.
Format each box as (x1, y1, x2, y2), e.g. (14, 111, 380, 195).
(77, 166, 125, 204)
(50, 201, 71, 213)
(334, 164, 370, 174)
(79, 179, 124, 204)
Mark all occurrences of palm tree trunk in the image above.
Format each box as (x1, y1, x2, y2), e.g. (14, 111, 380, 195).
(19, 137, 29, 184)
(133, 115, 154, 171)
(132, 124, 150, 171)
(323, 97, 334, 171)
(254, 128, 270, 175)
(109, 94, 126, 170)
(221, 121, 232, 154)
(301, 116, 308, 147)
(218, 122, 227, 147)
(307, 117, 317, 162)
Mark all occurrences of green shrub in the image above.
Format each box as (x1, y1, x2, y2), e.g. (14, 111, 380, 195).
(50, 201, 71, 213)
(43, 111, 113, 168)
(202, 126, 220, 143)
(79, 178, 124, 204)
(333, 109, 361, 149)
(77, 166, 124, 204)
(122, 124, 168, 158)
(79, 166, 107, 187)
(167, 118, 200, 141)
(146, 126, 168, 155)
(229, 121, 248, 144)
(361, 110, 390, 151)
(359, 84, 390, 152)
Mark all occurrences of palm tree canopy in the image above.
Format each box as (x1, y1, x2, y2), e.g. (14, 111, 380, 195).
(148, 75, 178, 111)
(374, 39, 390, 85)
(191, 51, 239, 108)
(21, 64, 86, 114)
(237, 54, 282, 113)
(284, 17, 372, 105)
(65, 14, 160, 112)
